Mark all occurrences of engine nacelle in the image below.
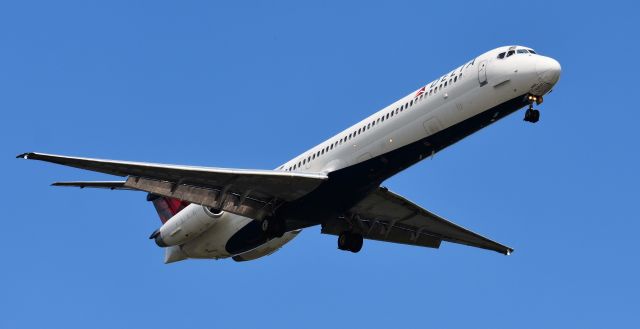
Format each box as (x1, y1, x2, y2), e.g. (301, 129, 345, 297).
(153, 205, 223, 247)
(232, 230, 301, 262)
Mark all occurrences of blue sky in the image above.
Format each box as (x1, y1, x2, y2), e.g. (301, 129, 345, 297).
(2, 1, 639, 328)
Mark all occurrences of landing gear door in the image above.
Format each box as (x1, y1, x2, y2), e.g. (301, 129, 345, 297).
(478, 60, 487, 86)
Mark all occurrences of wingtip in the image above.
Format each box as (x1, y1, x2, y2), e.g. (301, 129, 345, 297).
(16, 152, 32, 159)
(505, 248, 514, 256)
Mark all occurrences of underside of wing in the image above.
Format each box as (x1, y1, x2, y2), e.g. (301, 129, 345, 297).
(19, 152, 328, 218)
(322, 187, 513, 255)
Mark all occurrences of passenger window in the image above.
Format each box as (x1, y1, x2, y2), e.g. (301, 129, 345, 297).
(506, 50, 515, 57)
(367, 123, 371, 129)
(497, 52, 505, 59)
(386, 113, 389, 119)
(444, 81, 447, 87)
(454, 76, 457, 82)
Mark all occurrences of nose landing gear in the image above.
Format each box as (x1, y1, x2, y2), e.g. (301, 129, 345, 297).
(524, 95, 542, 123)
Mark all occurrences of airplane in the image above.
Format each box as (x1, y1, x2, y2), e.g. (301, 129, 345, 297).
(18, 45, 561, 263)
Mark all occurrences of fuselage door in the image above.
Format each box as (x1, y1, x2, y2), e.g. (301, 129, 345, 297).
(478, 60, 487, 86)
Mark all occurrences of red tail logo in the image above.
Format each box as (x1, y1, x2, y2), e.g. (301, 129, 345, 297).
(147, 194, 190, 223)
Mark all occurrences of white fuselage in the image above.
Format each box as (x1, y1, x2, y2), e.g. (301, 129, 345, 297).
(175, 45, 561, 262)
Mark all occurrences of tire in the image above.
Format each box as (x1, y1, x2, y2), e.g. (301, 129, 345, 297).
(349, 233, 363, 253)
(338, 232, 350, 250)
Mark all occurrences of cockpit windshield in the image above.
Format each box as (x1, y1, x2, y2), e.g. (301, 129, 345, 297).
(497, 48, 537, 59)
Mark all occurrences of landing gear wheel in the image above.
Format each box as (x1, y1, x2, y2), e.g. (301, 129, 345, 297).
(338, 232, 350, 250)
(524, 108, 540, 123)
(337, 232, 364, 253)
(349, 233, 363, 253)
(532, 109, 540, 123)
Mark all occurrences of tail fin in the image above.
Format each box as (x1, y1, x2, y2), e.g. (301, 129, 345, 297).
(146, 193, 190, 223)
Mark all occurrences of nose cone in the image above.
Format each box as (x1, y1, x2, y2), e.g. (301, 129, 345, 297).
(536, 56, 561, 85)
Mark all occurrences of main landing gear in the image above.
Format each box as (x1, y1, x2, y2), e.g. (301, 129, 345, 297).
(524, 95, 543, 123)
(338, 232, 363, 253)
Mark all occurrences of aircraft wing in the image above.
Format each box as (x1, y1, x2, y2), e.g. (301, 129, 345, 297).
(18, 152, 328, 216)
(321, 187, 513, 255)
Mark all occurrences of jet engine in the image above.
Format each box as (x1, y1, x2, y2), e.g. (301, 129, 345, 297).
(151, 205, 223, 247)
